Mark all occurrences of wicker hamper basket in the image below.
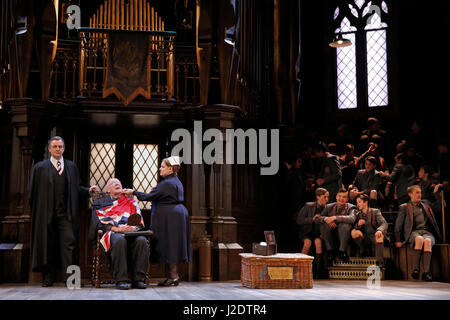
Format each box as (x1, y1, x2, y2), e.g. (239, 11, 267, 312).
(240, 253, 314, 289)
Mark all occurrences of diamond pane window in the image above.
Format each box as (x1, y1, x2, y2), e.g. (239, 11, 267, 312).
(336, 17, 358, 110)
(354, 0, 365, 9)
(133, 144, 159, 209)
(367, 29, 388, 106)
(333, 0, 389, 110)
(336, 33, 357, 109)
(333, 7, 340, 20)
(89, 143, 116, 205)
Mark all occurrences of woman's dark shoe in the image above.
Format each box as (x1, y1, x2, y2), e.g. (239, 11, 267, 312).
(42, 279, 54, 287)
(411, 269, 420, 280)
(42, 272, 54, 287)
(116, 281, 131, 290)
(157, 277, 179, 287)
(422, 272, 433, 282)
(132, 281, 147, 289)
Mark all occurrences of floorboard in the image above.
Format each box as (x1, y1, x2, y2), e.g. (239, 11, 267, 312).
(1, 280, 449, 300)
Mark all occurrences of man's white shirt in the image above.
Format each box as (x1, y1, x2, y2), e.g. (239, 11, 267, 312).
(50, 156, 65, 174)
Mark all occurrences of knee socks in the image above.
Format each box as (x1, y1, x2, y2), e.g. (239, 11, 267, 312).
(423, 252, 432, 273)
(354, 237, 364, 255)
(412, 249, 422, 271)
(375, 243, 384, 264)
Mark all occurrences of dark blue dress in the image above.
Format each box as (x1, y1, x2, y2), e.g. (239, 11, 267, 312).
(134, 174, 190, 264)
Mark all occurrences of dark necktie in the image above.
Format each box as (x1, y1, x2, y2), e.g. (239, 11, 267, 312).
(57, 161, 62, 175)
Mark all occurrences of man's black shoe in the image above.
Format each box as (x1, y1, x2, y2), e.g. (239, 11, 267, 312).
(157, 277, 179, 287)
(422, 272, 433, 282)
(326, 251, 334, 266)
(411, 269, 420, 280)
(132, 281, 147, 289)
(116, 281, 131, 290)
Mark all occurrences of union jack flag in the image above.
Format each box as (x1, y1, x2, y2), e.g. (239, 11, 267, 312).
(96, 195, 144, 252)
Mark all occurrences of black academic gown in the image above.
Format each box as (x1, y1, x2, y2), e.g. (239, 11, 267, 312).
(29, 159, 90, 271)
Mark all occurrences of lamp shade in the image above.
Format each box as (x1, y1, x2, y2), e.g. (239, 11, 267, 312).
(329, 34, 352, 48)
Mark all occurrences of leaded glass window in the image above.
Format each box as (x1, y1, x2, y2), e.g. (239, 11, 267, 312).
(336, 18, 358, 109)
(333, 0, 390, 110)
(133, 144, 159, 209)
(89, 143, 116, 205)
(365, 12, 388, 107)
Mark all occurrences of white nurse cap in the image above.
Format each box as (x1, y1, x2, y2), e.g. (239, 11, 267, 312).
(167, 156, 181, 166)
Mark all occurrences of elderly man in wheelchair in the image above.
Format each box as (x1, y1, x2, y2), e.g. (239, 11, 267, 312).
(89, 178, 149, 290)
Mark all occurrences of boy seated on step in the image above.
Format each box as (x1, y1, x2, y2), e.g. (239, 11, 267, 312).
(351, 194, 388, 267)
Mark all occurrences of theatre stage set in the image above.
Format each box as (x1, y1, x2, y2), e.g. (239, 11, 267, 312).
(0, 0, 449, 303)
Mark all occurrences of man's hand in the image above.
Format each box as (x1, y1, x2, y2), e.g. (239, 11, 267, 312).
(312, 214, 321, 222)
(122, 189, 134, 196)
(358, 219, 365, 227)
(395, 242, 402, 248)
(375, 231, 384, 243)
(349, 188, 359, 199)
(89, 185, 100, 193)
(324, 216, 337, 227)
(284, 161, 292, 171)
(112, 225, 136, 233)
(433, 184, 443, 194)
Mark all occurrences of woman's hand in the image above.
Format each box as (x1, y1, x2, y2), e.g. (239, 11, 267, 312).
(122, 189, 134, 196)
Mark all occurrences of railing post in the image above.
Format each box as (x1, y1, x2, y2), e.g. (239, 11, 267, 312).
(167, 36, 175, 100)
(79, 33, 86, 97)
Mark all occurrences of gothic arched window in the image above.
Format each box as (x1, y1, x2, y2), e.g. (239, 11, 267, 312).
(333, 0, 390, 110)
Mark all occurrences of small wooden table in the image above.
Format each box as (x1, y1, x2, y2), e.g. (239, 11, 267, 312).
(240, 253, 314, 289)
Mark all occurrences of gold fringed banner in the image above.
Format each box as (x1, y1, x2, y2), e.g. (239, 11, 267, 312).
(103, 32, 150, 105)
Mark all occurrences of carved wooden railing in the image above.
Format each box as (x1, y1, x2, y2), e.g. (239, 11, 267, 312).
(175, 48, 199, 105)
(50, 40, 80, 100)
(49, 42, 209, 106)
(77, 28, 175, 100)
(48, 0, 207, 106)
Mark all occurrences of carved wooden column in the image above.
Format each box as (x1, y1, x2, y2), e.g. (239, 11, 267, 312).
(1, 98, 47, 282)
(203, 104, 243, 281)
(196, 0, 213, 105)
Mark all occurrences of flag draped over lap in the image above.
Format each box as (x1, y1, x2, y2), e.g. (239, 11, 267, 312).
(103, 32, 151, 106)
(95, 195, 144, 252)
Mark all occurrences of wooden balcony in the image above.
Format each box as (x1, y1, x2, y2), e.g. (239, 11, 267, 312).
(50, 35, 202, 106)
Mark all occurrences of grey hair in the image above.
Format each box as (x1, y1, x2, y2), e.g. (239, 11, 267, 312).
(47, 136, 65, 148)
(105, 178, 122, 192)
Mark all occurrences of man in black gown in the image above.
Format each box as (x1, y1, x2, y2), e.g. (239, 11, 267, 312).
(30, 136, 99, 287)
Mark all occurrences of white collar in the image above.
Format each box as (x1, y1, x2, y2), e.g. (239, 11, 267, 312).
(50, 156, 64, 168)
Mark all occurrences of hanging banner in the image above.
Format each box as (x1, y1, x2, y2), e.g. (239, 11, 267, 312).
(103, 32, 150, 106)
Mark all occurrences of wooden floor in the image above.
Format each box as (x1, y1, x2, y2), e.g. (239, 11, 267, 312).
(1, 280, 449, 300)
